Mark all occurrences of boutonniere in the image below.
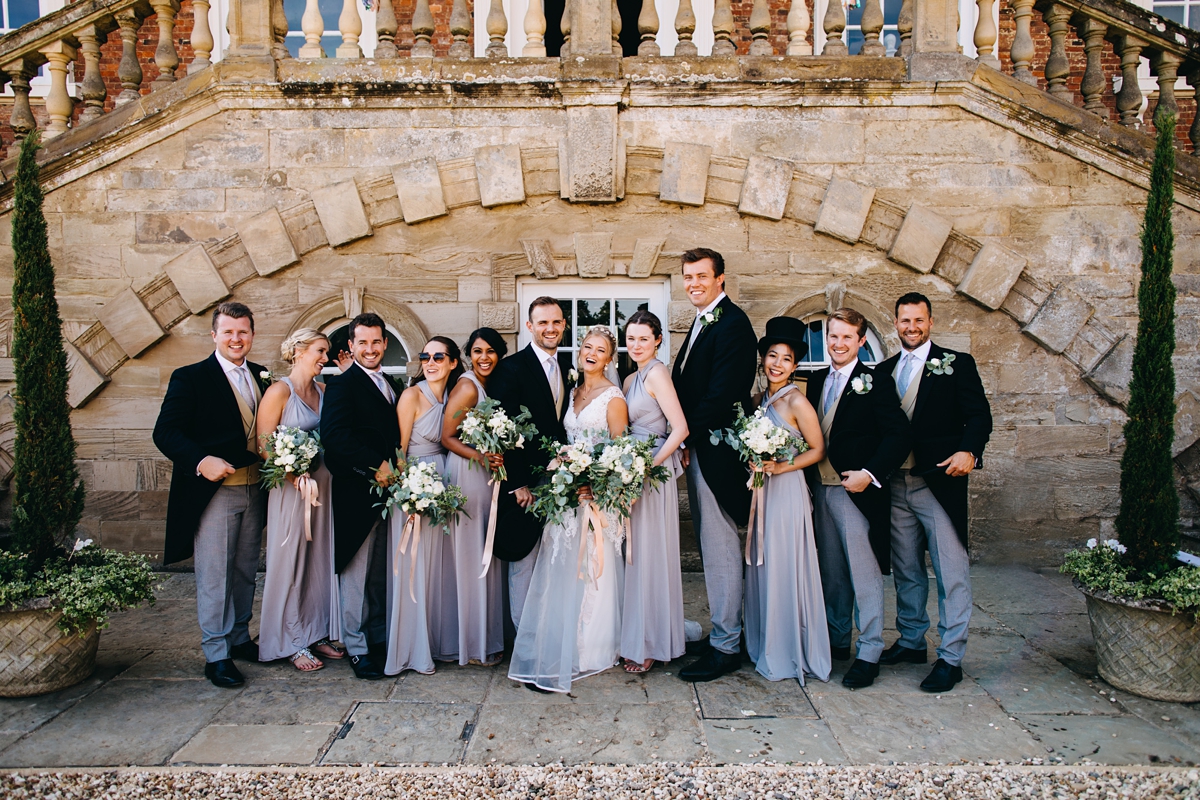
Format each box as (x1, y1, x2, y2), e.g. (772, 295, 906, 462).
(700, 307, 723, 328)
(850, 374, 873, 395)
(259, 370, 275, 386)
(567, 368, 579, 384)
(925, 353, 956, 376)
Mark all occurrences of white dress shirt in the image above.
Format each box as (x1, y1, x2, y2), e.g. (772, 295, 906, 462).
(827, 358, 880, 489)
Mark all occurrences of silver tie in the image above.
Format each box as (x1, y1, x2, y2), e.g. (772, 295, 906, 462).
(547, 357, 561, 409)
(897, 353, 917, 396)
(234, 367, 256, 412)
(823, 371, 844, 415)
(371, 371, 394, 404)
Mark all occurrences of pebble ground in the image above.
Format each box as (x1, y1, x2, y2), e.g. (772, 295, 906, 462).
(3, 764, 1198, 799)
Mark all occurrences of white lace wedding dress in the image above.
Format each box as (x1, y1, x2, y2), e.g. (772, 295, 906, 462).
(508, 386, 626, 693)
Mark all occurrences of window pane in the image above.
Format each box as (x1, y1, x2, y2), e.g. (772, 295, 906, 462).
(576, 299, 611, 344)
(801, 320, 825, 363)
(1155, 3, 1186, 24)
(847, 4, 864, 25)
(614, 298, 649, 346)
(847, 30, 865, 55)
(8, 0, 39, 28)
(859, 342, 876, 363)
(557, 298, 575, 351)
(884, 0, 901, 26)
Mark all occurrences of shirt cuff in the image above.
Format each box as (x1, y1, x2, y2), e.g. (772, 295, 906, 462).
(862, 469, 881, 489)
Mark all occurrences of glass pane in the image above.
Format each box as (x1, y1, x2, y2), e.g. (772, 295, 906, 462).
(614, 298, 649, 347)
(847, 30, 865, 56)
(801, 320, 825, 364)
(884, 0, 900, 26)
(859, 342, 876, 364)
(557, 298, 574, 353)
(8, 0, 39, 28)
(1156, 3, 1187, 24)
(576, 299, 611, 344)
(284, 33, 341, 57)
(847, 4, 864, 25)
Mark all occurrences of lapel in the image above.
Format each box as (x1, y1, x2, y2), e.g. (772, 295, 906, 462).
(822, 360, 871, 438)
(352, 361, 397, 413)
(911, 343, 944, 423)
(679, 295, 731, 377)
(523, 345, 560, 419)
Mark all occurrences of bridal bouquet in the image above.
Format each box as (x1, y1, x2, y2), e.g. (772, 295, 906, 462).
(527, 437, 595, 528)
(259, 425, 321, 490)
(587, 434, 671, 522)
(710, 403, 810, 490)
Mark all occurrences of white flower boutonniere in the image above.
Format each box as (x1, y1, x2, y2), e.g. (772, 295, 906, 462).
(567, 368, 579, 384)
(700, 307, 723, 329)
(850, 374, 873, 395)
(259, 370, 275, 387)
(926, 353, 956, 376)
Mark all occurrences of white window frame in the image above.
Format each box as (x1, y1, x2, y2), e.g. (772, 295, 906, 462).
(516, 278, 672, 364)
(1, 0, 68, 99)
(319, 319, 413, 378)
(791, 313, 886, 373)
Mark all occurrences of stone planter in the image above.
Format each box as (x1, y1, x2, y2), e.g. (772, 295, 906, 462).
(1080, 583, 1200, 703)
(0, 597, 99, 698)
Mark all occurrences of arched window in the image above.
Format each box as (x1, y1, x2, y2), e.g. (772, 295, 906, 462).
(320, 321, 411, 378)
(793, 314, 885, 373)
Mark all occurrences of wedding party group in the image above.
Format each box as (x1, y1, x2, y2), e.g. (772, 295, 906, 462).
(152, 246, 992, 697)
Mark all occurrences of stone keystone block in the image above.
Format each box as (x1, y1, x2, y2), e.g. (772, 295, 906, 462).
(65, 341, 107, 408)
(478, 302, 519, 333)
(1023, 286, 1095, 355)
(629, 239, 665, 278)
(738, 156, 793, 221)
(813, 178, 875, 244)
(660, 142, 712, 207)
(575, 233, 613, 278)
(97, 288, 166, 359)
(889, 205, 953, 274)
(521, 240, 557, 279)
(393, 157, 448, 224)
(957, 242, 1027, 310)
(163, 245, 230, 314)
(475, 144, 526, 208)
(311, 179, 372, 247)
(237, 207, 299, 276)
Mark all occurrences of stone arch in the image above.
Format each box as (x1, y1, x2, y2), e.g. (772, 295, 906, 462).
(285, 290, 431, 375)
(779, 286, 902, 359)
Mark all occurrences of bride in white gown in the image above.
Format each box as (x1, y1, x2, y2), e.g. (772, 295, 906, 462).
(509, 326, 630, 693)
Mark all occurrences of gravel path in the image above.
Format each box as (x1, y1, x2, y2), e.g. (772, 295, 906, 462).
(3, 765, 1197, 798)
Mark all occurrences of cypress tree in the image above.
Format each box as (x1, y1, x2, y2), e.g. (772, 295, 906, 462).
(1115, 114, 1180, 574)
(8, 132, 84, 572)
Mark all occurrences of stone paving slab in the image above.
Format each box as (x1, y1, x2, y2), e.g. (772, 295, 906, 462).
(1103, 686, 1200, 751)
(1018, 713, 1199, 766)
(212, 681, 389, 726)
(965, 630, 1116, 716)
(694, 670, 818, 719)
(704, 717, 847, 765)
(322, 702, 477, 765)
(391, 663, 495, 704)
(172, 724, 337, 765)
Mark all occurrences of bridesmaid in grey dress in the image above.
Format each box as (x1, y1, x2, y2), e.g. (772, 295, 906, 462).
(385, 336, 463, 675)
(441, 328, 508, 666)
(620, 311, 691, 673)
(745, 317, 831, 684)
(257, 329, 344, 671)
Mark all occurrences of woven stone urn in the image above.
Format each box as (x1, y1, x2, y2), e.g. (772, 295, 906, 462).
(1080, 584, 1200, 703)
(0, 598, 99, 698)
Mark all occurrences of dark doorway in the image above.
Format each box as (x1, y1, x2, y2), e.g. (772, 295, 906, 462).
(617, 0, 642, 56)
(545, 0, 566, 56)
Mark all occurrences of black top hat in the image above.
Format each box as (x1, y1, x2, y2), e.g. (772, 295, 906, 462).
(758, 316, 809, 360)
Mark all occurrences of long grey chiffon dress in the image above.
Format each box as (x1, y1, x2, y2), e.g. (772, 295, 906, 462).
(445, 371, 504, 665)
(259, 378, 339, 662)
(385, 380, 458, 675)
(620, 360, 686, 665)
(744, 385, 832, 684)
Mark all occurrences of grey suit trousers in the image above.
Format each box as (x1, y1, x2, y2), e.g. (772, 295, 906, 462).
(194, 484, 265, 663)
(812, 484, 885, 663)
(686, 452, 743, 655)
(889, 471, 972, 665)
(339, 519, 388, 656)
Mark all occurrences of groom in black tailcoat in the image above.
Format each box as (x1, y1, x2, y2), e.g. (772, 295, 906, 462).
(671, 248, 758, 683)
(488, 296, 571, 634)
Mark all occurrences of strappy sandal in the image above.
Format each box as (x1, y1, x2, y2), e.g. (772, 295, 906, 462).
(311, 638, 346, 659)
(623, 658, 654, 674)
(290, 647, 325, 672)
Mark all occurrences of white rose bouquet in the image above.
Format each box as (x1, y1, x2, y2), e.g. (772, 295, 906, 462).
(527, 436, 596, 528)
(260, 425, 321, 490)
(587, 433, 672, 568)
(455, 398, 538, 484)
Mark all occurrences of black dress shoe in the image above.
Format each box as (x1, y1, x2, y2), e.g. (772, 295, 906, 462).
(841, 658, 880, 689)
(229, 640, 259, 662)
(830, 644, 852, 661)
(684, 635, 712, 657)
(878, 642, 928, 665)
(679, 647, 741, 682)
(524, 681, 552, 694)
(204, 659, 245, 688)
(349, 654, 385, 680)
(920, 659, 963, 693)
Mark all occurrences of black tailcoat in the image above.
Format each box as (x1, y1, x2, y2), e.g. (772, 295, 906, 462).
(153, 353, 269, 565)
(320, 364, 402, 573)
(804, 361, 912, 573)
(671, 295, 758, 526)
(487, 344, 571, 562)
(876, 342, 992, 550)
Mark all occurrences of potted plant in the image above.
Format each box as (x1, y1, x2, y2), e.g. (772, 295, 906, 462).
(0, 133, 155, 698)
(1062, 113, 1200, 703)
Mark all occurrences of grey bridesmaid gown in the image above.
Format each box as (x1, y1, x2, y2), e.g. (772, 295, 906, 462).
(385, 380, 458, 675)
(445, 371, 504, 665)
(259, 378, 339, 662)
(744, 385, 832, 684)
(620, 361, 686, 665)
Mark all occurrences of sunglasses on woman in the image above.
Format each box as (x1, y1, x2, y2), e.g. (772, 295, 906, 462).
(418, 352, 449, 363)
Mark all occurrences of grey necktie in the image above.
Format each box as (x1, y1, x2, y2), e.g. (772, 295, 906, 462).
(370, 370, 394, 404)
(547, 358, 562, 415)
(823, 371, 844, 415)
(897, 353, 917, 396)
(233, 367, 256, 412)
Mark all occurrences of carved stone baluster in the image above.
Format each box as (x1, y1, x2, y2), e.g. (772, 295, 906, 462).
(1009, 0, 1035, 83)
(4, 60, 36, 157)
(712, 0, 735, 55)
(675, 0, 697, 56)
(190, 0, 215, 72)
(524, 0, 547, 56)
(270, 0, 290, 59)
(151, 0, 180, 86)
(75, 26, 107, 124)
(787, 0, 811, 55)
(897, 0, 912, 57)
(972, 0, 998, 68)
(561, 0, 571, 56)
(749, 0, 772, 54)
(40, 42, 76, 138)
(411, 0, 435, 57)
(821, 0, 847, 55)
(115, 11, 144, 105)
(860, 0, 885, 56)
(451, 0, 475, 57)
(1115, 35, 1146, 127)
(612, 0, 621, 53)
(1043, 4, 1072, 102)
(375, 0, 398, 57)
(337, 0, 365, 57)
(1075, 17, 1107, 117)
(1153, 52, 1183, 130)
(637, 0, 659, 55)
(1187, 69, 1200, 152)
